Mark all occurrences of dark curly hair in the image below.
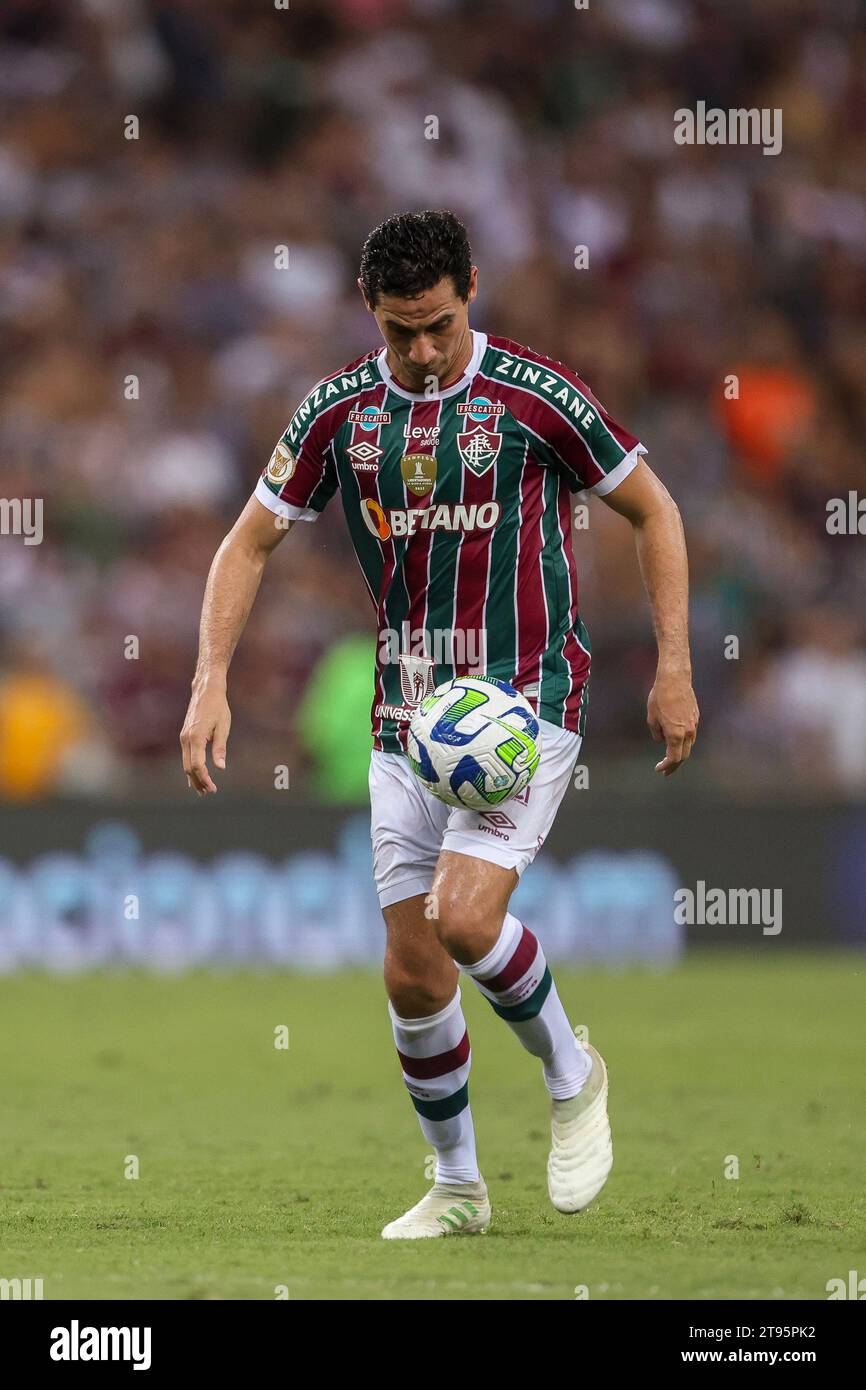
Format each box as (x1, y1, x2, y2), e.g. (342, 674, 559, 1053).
(359, 210, 472, 306)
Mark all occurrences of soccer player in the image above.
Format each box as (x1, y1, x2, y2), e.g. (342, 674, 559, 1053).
(180, 211, 699, 1238)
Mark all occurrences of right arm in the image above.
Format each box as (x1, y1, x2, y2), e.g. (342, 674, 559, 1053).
(180, 496, 291, 795)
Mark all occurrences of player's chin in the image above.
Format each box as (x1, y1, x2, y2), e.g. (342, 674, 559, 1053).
(406, 369, 442, 388)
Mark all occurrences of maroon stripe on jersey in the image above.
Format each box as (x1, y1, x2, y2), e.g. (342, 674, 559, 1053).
(452, 418, 497, 676)
(483, 336, 640, 455)
(478, 925, 538, 994)
(343, 382, 397, 748)
(512, 458, 547, 695)
(396, 399, 442, 749)
(556, 474, 590, 723)
(314, 348, 379, 389)
(277, 393, 361, 510)
(279, 363, 385, 517)
(400, 398, 441, 625)
(475, 367, 606, 490)
(397, 1029, 470, 1080)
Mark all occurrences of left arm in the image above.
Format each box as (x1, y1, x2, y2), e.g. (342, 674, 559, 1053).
(599, 459, 699, 776)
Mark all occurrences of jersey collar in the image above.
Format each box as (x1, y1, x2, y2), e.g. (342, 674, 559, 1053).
(376, 330, 488, 402)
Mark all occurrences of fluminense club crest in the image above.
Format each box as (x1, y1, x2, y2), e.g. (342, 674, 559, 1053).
(457, 426, 501, 477)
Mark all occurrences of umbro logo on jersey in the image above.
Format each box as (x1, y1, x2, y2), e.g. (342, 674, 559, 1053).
(349, 407, 391, 430)
(346, 440, 382, 470)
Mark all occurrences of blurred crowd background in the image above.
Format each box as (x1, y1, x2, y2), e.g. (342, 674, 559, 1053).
(1, 0, 865, 804)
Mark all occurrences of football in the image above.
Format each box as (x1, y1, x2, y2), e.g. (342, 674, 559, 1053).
(407, 675, 542, 810)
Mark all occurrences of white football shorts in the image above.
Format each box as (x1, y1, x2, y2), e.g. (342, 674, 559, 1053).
(369, 720, 582, 909)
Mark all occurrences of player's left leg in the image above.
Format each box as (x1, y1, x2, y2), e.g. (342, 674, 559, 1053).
(430, 721, 613, 1214)
(432, 855, 590, 1096)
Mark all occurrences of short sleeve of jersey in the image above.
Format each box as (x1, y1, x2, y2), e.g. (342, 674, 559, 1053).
(543, 369, 646, 497)
(255, 410, 338, 523)
(494, 340, 646, 497)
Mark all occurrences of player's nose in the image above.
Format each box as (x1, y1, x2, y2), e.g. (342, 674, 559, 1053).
(408, 336, 437, 367)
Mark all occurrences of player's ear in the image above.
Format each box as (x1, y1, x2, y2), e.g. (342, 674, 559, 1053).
(466, 265, 478, 305)
(357, 278, 375, 313)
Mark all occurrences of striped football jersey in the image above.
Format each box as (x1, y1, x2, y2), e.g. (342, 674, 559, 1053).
(257, 331, 646, 752)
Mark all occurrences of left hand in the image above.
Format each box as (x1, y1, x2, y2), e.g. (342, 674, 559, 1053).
(647, 669, 699, 777)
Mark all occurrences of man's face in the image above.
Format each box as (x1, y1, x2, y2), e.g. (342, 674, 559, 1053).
(361, 267, 477, 391)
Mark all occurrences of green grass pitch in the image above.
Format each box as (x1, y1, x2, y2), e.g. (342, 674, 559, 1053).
(1, 953, 863, 1301)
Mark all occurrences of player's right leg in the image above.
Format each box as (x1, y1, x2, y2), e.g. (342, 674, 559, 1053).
(381, 893, 490, 1238)
(370, 751, 490, 1239)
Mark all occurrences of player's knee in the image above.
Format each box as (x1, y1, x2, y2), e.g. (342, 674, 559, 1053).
(431, 891, 494, 961)
(383, 957, 452, 1020)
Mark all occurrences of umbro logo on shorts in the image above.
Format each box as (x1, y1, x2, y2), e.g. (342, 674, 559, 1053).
(476, 809, 521, 839)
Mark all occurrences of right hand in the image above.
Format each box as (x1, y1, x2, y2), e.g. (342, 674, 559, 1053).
(180, 676, 231, 796)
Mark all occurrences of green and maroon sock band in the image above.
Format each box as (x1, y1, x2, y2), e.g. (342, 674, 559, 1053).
(464, 913, 589, 1100)
(389, 990, 480, 1183)
(397, 1030, 472, 1120)
(468, 916, 552, 1020)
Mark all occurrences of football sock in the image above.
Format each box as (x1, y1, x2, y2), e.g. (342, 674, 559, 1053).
(388, 988, 480, 1185)
(462, 912, 591, 1100)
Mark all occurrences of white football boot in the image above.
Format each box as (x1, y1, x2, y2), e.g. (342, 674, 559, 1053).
(381, 1179, 490, 1239)
(547, 1042, 613, 1213)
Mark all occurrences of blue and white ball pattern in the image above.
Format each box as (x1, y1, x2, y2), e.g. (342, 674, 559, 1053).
(407, 675, 541, 811)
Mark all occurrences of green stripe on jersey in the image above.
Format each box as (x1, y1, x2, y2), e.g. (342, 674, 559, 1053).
(299, 338, 615, 752)
(482, 343, 629, 477)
